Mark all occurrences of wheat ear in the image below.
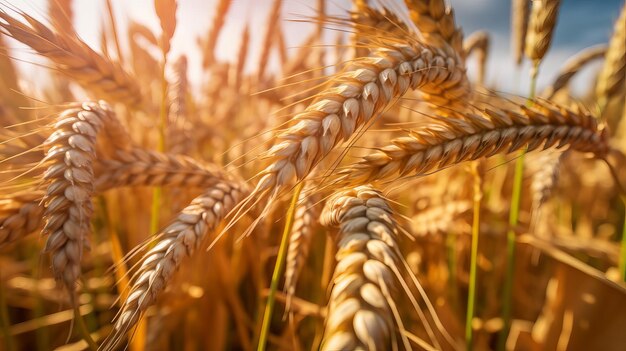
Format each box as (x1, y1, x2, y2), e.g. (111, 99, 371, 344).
(404, 0, 464, 55)
(463, 31, 490, 86)
(595, 4, 626, 106)
(95, 148, 232, 190)
(101, 181, 247, 351)
(284, 183, 320, 311)
(201, 0, 231, 68)
(0, 191, 44, 247)
(252, 41, 468, 209)
(524, 0, 561, 63)
(1, 147, 230, 248)
(542, 45, 607, 99)
(336, 99, 608, 187)
(41, 101, 121, 293)
(511, 0, 530, 66)
(529, 149, 565, 214)
(410, 200, 472, 237)
(319, 186, 411, 351)
(0, 10, 142, 106)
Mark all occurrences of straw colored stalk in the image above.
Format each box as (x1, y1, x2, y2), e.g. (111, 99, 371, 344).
(335, 100, 608, 187)
(525, 0, 561, 64)
(511, 0, 530, 65)
(595, 4, 626, 105)
(0, 147, 232, 248)
(542, 45, 607, 99)
(252, 40, 468, 207)
(404, 0, 464, 56)
(101, 181, 247, 351)
(0, 10, 142, 106)
(463, 31, 490, 86)
(319, 186, 410, 351)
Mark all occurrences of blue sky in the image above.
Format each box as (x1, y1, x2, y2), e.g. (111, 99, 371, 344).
(5, 0, 624, 95)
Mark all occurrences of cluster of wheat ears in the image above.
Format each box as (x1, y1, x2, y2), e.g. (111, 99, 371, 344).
(0, 0, 625, 350)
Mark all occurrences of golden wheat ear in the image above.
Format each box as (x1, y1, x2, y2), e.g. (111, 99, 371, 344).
(101, 181, 248, 351)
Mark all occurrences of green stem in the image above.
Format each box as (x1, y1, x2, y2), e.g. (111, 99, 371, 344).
(257, 182, 304, 351)
(465, 164, 481, 351)
(74, 306, 97, 351)
(499, 60, 539, 351)
(619, 196, 626, 282)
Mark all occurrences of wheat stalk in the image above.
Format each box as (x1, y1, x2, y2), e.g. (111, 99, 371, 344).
(335, 99, 608, 187)
(101, 181, 247, 351)
(0, 10, 142, 106)
(319, 186, 411, 351)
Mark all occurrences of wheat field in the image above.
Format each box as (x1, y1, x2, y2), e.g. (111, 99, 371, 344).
(0, 0, 625, 350)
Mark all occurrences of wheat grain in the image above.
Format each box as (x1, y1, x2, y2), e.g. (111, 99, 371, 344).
(0, 10, 142, 106)
(0, 191, 44, 247)
(336, 99, 608, 187)
(319, 186, 410, 351)
(101, 181, 247, 351)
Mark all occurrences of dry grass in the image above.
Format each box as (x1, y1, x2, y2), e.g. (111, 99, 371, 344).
(0, 1, 625, 350)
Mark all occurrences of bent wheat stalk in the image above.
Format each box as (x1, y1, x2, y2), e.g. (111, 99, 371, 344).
(102, 181, 248, 351)
(335, 100, 608, 187)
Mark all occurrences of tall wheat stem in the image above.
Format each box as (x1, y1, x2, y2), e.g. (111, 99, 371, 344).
(257, 182, 305, 351)
(619, 195, 626, 282)
(465, 163, 481, 350)
(499, 61, 539, 350)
